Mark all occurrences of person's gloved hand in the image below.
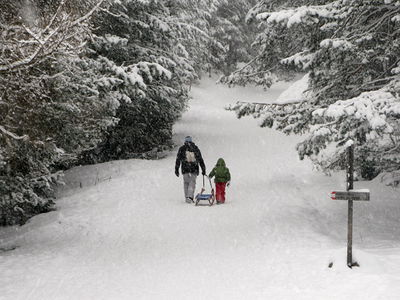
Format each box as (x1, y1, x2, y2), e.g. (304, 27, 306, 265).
(175, 170, 179, 177)
(202, 170, 206, 176)
(227, 181, 230, 187)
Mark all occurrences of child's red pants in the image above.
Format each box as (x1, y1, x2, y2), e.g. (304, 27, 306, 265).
(215, 182, 227, 203)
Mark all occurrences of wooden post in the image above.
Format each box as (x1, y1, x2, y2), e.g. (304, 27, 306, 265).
(330, 143, 369, 268)
(347, 144, 354, 268)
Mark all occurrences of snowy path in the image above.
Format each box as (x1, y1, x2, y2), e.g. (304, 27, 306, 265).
(1, 77, 400, 299)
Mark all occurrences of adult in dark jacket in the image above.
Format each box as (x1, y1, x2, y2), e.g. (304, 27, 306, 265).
(175, 136, 206, 203)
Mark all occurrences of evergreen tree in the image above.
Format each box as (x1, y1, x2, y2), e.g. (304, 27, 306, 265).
(86, 0, 199, 161)
(166, 0, 220, 77)
(0, 0, 115, 224)
(209, 0, 258, 76)
(229, 0, 400, 178)
(221, 0, 331, 86)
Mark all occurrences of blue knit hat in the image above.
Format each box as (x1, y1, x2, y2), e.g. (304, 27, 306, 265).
(184, 136, 192, 143)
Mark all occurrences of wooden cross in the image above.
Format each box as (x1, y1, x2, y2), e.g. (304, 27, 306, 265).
(331, 144, 370, 268)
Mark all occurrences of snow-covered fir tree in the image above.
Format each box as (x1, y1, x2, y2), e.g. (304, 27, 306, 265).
(221, 0, 330, 86)
(209, 0, 258, 76)
(228, 0, 400, 178)
(166, 0, 257, 78)
(0, 0, 116, 225)
(166, 0, 221, 77)
(87, 0, 251, 161)
(87, 0, 199, 161)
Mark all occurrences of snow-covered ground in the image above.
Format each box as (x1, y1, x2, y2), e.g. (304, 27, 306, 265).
(1, 77, 400, 300)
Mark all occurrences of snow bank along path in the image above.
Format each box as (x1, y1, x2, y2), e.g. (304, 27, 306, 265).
(1, 77, 400, 299)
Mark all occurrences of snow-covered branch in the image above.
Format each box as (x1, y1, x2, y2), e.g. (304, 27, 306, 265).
(71, 0, 106, 26)
(0, 126, 28, 141)
(256, 2, 339, 28)
(0, 0, 106, 72)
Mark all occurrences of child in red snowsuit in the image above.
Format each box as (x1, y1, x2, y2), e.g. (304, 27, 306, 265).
(208, 158, 231, 204)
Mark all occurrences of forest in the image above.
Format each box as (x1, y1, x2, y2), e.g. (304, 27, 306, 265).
(1, 0, 400, 225)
